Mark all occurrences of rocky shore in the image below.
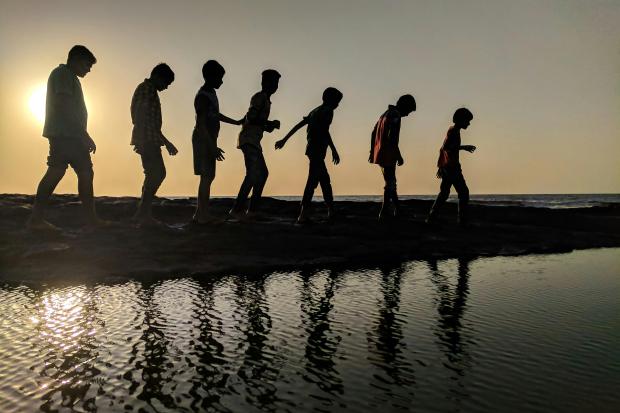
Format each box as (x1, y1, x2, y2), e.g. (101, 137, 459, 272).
(1, 194, 619, 283)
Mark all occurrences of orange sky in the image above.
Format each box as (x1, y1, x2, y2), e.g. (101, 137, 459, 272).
(1, 0, 619, 196)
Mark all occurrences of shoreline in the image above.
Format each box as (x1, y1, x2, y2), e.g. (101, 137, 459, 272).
(1, 194, 619, 284)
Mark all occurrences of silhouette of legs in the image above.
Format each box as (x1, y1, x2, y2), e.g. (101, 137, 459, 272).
(427, 169, 469, 224)
(299, 158, 333, 222)
(135, 148, 166, 223)
(194, 174, 215, 223)
(232, 145, 268, 214)
(379, 165, 398, 219)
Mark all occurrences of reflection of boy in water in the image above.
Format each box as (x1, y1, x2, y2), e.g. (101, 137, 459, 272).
(427, 108, 476, 225)
(275, 87, 343, 223)
(369, 95, 416, 221)
(191, 60, 243, 223)
(130, 63, 178, 226)
(28, 45, 103, 230)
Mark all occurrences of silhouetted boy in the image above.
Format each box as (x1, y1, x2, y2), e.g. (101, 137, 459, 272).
(130, 63, 178, 226)
(28, 45, 102, 230)
(230, 69, 281, 217)
(426, 108, 476, 225)
(369, 95, 416, 220)
(192, 60, 242, 223)
(275, 87, 343, 223)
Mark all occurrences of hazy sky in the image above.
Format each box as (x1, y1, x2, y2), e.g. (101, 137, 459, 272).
(1, 0, 618, 196)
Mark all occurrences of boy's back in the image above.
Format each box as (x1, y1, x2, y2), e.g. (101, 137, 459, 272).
(305, 104, 334, 159)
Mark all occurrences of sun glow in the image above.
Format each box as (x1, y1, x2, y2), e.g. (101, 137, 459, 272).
(28, 83, 47, 124)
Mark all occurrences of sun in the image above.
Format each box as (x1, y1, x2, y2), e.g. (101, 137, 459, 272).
(28, 83, 47, 124)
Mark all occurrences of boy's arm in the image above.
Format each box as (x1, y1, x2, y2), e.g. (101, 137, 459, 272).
(274, 118, 308, 149)
(459, 144, 476, 153)
(160, 134, 178, 155)
(369, 123, 377, 162)
(328, 135, 340, 165)
(219, 113, 243, 125)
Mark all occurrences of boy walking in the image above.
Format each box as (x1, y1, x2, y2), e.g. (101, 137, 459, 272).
(230, 69, 281, 217)
(275, 87, 343, 223)
(426, 108, 476, 225)
(369, 95, 416, 220)
(28, 45, 103, 230)
(192, 60, 242, 223)
(130, 63, 178, 226)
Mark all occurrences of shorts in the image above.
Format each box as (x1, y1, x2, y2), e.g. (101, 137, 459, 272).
(140, 145, 165, 179)
(192, 130, 216, 179)
(46, 137, 93, 172)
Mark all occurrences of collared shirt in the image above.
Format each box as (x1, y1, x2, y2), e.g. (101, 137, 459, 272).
(437, 126, 461, 169)
(370, 105, 401, 166)
(130, 78, 163, 151)
(194, 86, 220, 140)
(304, 104, 334, 159)
(238, 91, 271, 150)
(43, 64, 88, 140)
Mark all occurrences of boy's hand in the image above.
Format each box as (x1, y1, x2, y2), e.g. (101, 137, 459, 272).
(332, 151, 340, 165)
(463, 145, 476, 153)
(274, 139, 286, 150)
(272, 120, 281, 130)
(215, 147, 225, 161)
(397, 155, 404, 166)
(165, 142, 178, 156)
(84, 132, 96, 154)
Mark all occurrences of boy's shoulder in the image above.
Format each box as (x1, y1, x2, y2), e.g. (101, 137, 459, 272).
(250, 90, 269, 104)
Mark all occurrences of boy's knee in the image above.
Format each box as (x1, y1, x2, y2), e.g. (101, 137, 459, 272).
(76, 167, 94, 181)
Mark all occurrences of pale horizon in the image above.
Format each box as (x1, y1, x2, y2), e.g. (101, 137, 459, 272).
(1, 0, 619, 197)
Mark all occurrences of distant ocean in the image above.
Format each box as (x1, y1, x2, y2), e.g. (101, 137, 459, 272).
(270, 194, 620, 209)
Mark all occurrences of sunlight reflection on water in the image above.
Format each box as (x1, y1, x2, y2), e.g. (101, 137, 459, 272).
(0, 248, 618, 412)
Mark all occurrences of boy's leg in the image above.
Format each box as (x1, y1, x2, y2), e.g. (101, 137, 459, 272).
(452, 171, 470, 224)
(316, 160, 334, 215)
(29, 166, 66, 227)
(248, 149, 268, 213)
(427, 174, 453, 222)
(136, 148, 166, 220)
(232, 145, 256, 214)
(380, 165, 397, 219)
(299, 159, 320, 221)
(194, 156, 216, 223)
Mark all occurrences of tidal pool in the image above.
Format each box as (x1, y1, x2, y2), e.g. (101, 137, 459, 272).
(0, 248, 618, 412)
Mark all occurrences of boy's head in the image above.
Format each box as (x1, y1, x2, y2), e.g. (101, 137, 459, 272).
(150, 63, 175, 91)
(67, 45, 96, 78)
(453, 107, 473, 129)
(261, 69, 281, 95)
(396, 94, 416, 116)
(322, 87, 343, 109)
(202, 60, 225, 89)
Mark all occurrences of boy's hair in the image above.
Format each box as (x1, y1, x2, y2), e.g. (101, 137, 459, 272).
(322, 87, 343, 105)
(202, 60, 225, 80)
(151, 63, 175, 83)
(453, 107, 473, 123)
(67, 45, 96, 64)
(396, 94, 416, 112)
(262, 69, 281, 82)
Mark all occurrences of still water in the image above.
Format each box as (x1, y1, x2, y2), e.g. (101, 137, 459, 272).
(1, 249, 618, 412)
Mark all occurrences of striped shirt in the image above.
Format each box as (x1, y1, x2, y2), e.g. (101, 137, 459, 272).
(130, 79, 163, 151)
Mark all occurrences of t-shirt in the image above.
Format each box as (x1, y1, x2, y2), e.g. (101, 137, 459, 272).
(304, 104, 334, 159)
(238, 91, 271, 150)
(437, 126, 461, 170)
(130, 78, 163, 151)
(43, 64, 88, 140)
(194, 86, 220, 140)
(370, 105, 401, 167)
